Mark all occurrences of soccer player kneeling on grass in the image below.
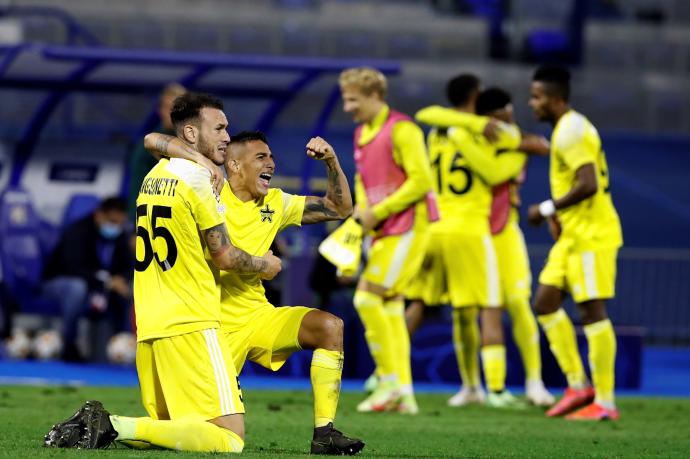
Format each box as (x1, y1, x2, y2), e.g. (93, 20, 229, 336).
(527, 66, 622, 421)
(143, 129, 364, 454)
(44, 93, 281, 452)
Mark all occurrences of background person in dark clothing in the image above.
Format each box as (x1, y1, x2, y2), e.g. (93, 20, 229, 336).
(126, 83, 187, 221)
(43, 197, 133, 361)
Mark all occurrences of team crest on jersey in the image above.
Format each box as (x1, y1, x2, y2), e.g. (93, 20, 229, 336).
(260, 204, 275, 223)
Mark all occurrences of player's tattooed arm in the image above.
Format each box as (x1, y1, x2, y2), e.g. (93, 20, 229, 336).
(302, 137, 353, 224)
(144, 133, 196, 159)
(144, 132, 224, 193)
(204, 223, 281, 279)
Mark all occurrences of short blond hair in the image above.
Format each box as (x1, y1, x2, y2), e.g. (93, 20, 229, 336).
(338, 67, 387, 99)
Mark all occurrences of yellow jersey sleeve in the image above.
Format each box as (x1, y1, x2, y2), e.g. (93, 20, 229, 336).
(371, 120, 432, 221)
(553, 114, 597, 171)
(354, 173, 368, 209)
(279, 190, 305, 231)
(187, 170, 225, 231)
(493, 123, 522, 151)
(495, 151, 528, 181)
(415, 105, 489, 133)
(447, 127, 526, 186)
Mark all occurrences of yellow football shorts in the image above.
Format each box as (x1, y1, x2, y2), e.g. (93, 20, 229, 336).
(538, 237, 619, 303)
(404, 228, 446, 306)
(137, 328, 244, 421)
(407, 226, 501, 308)
(493, 220, 532, 303)
(224, 305, 313, 374)
(361, 228, 429, 295)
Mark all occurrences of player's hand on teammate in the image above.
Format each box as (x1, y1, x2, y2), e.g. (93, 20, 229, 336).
(519, 134, 550, 156)
(306, 136, 336, 161)
(483, 118, 502, 142)
(527, 203, 545, 226)
(354, 207, 379, 234)
(260, 250, 282, 280)
(196, 153, 225, 195)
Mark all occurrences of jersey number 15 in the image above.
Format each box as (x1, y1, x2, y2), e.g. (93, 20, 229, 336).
(432, 151, 473, 196)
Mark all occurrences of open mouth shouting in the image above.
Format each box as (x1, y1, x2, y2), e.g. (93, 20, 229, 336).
(258, 172, 272, 191)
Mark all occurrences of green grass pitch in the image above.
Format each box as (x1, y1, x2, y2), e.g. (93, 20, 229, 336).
(1, 385, 689, 458)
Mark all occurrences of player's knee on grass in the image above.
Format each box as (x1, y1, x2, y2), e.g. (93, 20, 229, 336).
(209, 413, 245, 440)
(576, 299, 608, 325)
(534, 284, 563, 315)
(299, 310, 344, 351)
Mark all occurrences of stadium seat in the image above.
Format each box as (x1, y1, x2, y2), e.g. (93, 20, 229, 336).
(387, 34, 431, 59)
(118, 22, 168, 49)
(0, 187, 59, 315)
(173, 24, 221, 52)
(61, 193, 100, 228)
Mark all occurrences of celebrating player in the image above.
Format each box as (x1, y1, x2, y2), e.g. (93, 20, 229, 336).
(143, 129, 364, 454)
(44, 93, 281, 452)
(475, 87, 554, 406)
(338, 67, 438, 414)
(527, 66, 622, 421)
(407, 74, 530, 409)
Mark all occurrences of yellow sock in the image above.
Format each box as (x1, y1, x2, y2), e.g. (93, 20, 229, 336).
(353, 290, 396, 376)
(110, 416, 244, 453)
(481, 344, 506, 392)
(583, 319, 616, 405)
(506, 296, 542, 382)
(538, 309, 587, 388)
(384, 298, 412, 389)
(452, 308, 481, 388)
(311, 348, 344, 427)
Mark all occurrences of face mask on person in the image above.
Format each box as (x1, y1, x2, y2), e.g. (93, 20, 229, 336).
(99, 223, 123, 240)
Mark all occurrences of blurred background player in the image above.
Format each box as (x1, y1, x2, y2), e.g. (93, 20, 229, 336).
(338, 67, 438, 414)
(126, 83, 187, 221)
(527, 66, 622, 421)
(475, 87, 554, 407)
(409, 74, 530, 409)
(42, 196, 133, 362)
(144, 130, 364, 454)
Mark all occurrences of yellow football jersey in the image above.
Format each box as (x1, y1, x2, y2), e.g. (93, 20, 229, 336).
(550, 110, 622, 248)
(213, 183, 305, 331)
(428, 124, 521, 234)
(134, 158, 226, 341)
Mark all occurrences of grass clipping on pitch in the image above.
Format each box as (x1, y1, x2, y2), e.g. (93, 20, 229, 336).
(1, 385, 689, 458)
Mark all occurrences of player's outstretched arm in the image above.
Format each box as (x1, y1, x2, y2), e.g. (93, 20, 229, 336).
(449, 128, 525, 186)
(204, 222, 282, 280)
(527, 163, 598, 226)
(519, 133, 550, 156)
(302, 137, 353, 224)
(144, 132, 225, 194)
(416, 105, 501, 141)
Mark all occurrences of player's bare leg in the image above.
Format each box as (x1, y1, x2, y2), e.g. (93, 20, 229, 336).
(406, 299, 426, 336)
